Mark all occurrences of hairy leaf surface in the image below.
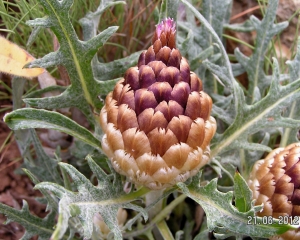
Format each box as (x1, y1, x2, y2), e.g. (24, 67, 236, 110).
(0, 201, 57, 240)
(178, 175, 294, 238)
(4, 108, 101, 149)
(34, 156, 148, 240)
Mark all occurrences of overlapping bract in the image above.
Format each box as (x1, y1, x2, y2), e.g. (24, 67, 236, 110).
(99, 18, 216, 189)
(249, 143, 300, 240)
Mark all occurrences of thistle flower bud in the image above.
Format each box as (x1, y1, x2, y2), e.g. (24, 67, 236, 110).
(248, 143, 300, 240)
(99, 18, 216, 190)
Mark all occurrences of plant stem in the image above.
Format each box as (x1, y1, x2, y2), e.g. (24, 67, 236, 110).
(123, 194, 186, 238)
(145, 189, 164, 220)
(156, 220, 175, 240)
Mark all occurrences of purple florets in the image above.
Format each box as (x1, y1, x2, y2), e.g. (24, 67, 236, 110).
(155, 18, 176, 38)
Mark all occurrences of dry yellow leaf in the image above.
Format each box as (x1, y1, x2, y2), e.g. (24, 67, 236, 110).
(0, 36, 44, 78)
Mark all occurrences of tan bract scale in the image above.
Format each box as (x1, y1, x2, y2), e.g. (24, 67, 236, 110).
(248, 143, 300, 240)
(99, 18, 216, 189)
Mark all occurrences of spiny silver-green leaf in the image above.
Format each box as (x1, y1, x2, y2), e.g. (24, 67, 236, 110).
(202, 59, 232, 88)
(177, 176, 293, 238)
(180, 0, 239, 112)
(234, 0, 288, 102)
(22, 168, 58, 212)
(189, 46, 214, 71)
(211, 59, 300, 157)
(80, 1, 134, 83)
(34, 156, 148, 240)
(159, 0, 179, 23)
(287, 37, 300, 82)
(23, 86, 95, 124)
(80, 1, 125, 41)
(0, 200, 58, 240)
(84, 26, 119, 57)
(281, 37, 300, 146)
(25, 51, 63, 69)
(234, 172, 252, 213)
(25, 129, 63, 184)
(4, 108, 101, 149)
(200, 0, 232, 47)
(26, 17, 54, 28)
(178, 0, 233, 96)
(23, 85, 66, 99)
(92, 52, 142, 81)
(224, 20, 255, 32)
(97, 78, 122, 96)
(26, 0, 118, 110)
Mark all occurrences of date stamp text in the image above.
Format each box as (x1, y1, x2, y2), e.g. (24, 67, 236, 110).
(247, 216, 300, 225)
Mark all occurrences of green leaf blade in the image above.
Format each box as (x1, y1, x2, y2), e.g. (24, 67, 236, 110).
(178, 177, 294, 238)
(0, 201, 57, 240)
(211, 59, 300, 157)
(234, 171, 252, 213)
(4, 108, 101, 149)
(35, 157, 149, 240)
(159, 0, 179, 23)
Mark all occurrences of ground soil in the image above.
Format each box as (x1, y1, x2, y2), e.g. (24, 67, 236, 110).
(0, 74, 47, 239)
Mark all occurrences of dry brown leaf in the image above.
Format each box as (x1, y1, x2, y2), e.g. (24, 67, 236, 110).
(0, 36, 44, 78)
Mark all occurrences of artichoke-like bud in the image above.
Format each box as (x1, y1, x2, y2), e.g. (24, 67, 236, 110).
(248, 143, 300, 240)
(99, 18, 216, 190)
